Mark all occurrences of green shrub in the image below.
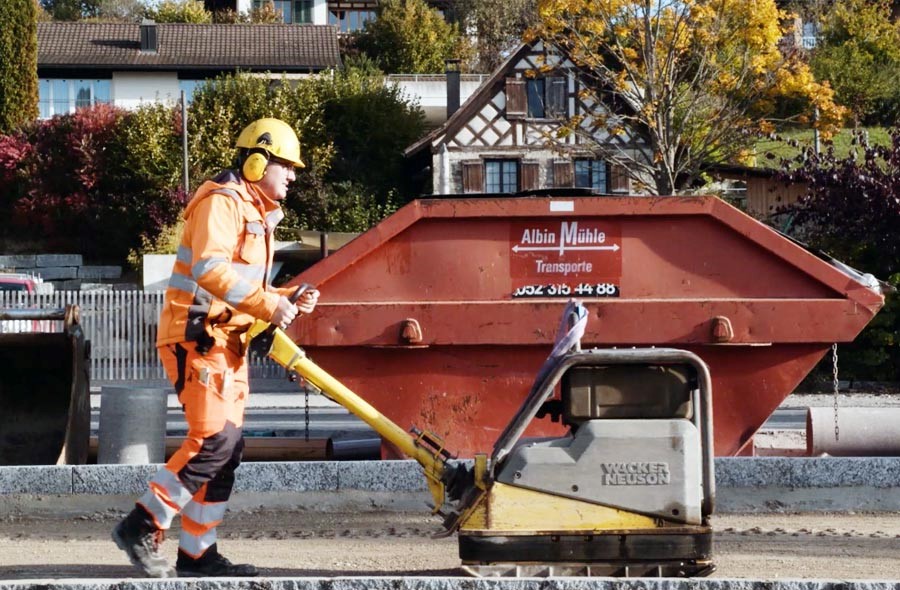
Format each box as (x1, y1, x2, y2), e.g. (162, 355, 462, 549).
(0, 67, 424, 264)
(187, 70, 422, 231)
(353, 0, 468, 74)
(0, 0, 39, 133)
(775, 130, 900, 380)
(8, 104, 184, 263)
(314, 65, 425, 200)
(145, 0, 211, 23)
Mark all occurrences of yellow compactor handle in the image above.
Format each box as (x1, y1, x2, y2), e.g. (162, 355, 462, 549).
(247, 320, 450, 512)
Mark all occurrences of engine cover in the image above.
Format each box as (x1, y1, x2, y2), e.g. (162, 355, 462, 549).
(495, 419, 702, 524)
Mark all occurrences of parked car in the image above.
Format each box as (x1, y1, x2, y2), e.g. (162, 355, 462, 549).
(0, 273, 53, 333)
(0, 273, 41, 293)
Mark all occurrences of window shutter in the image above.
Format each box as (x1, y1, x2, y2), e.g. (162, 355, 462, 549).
(520, 162, 540, 191)
(461, 161, 484, 193)
(553, 160, 573, 188)
(609, 163, 631, 194)
(547, 77, 568, 117)
(506, 77, 526, 119)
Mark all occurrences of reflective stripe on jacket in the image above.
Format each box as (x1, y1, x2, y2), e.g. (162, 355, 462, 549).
(157, 170, 286, 354)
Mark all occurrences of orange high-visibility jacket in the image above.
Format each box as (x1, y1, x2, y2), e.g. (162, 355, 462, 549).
(157, 171, 290, 355)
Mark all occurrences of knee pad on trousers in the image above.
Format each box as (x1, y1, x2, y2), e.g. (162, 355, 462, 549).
(177, 421, 243, 498)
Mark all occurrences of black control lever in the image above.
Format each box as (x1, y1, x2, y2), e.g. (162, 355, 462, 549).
(288, 283, 313, 305)
(268, 282, 313, 334)
(253, 283, 315, 354)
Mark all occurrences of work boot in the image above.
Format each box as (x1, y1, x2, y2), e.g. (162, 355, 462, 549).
(111, 506, 176, 578)
(175, 544, 259, 577)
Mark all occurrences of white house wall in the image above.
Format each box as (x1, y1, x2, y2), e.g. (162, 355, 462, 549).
(312, 0, 327, 25)
(434, 148, 563, 195)
(388, 75, 487, 126)
(112, 72, 181, 109)
(443, 91, 514, 148)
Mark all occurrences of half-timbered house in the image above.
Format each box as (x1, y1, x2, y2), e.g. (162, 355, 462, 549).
(404, 40, 643, 196)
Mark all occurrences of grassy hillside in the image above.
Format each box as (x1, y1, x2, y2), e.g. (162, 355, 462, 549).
(755, 127, 892, 161)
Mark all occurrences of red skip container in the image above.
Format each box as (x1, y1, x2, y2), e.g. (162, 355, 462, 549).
(288, 195, 883, 457)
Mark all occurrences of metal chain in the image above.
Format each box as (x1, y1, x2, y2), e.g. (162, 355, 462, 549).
(832, 343, 840, 441)
(304, 384, 310, 443)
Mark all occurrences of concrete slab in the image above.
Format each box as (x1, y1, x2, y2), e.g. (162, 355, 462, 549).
(35, 254, 82, 267)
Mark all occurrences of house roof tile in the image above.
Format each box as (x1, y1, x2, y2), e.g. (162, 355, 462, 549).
(38, 22, 341, 71)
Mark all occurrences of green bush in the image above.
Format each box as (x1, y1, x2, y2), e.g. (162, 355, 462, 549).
(187, 69, 423, 232)
(145, 0, 211, 23)
(314, 65, 425, 200)
(0, 67, 425, 264)
(186, 74, 331, 184)
(808, 0, 900, 127)
(0, 0, 39, 133)
(4, 104, 184, 263)
(287, 180, 399, 233)
(353, 0, 468, 74)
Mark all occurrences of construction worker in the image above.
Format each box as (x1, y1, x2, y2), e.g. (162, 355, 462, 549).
(112, 118, 319, 578)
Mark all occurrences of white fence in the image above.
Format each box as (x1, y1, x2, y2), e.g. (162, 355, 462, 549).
(0, 291, 283, 382)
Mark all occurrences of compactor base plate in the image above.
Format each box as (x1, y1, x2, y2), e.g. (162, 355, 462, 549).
(459, 530, 713, 578)
(461, 561, 715, 578)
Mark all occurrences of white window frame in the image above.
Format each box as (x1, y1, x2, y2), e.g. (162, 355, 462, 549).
(39, 78, 111, 119)
(574, 158, 608, 191)
(485, 159, 519, 194)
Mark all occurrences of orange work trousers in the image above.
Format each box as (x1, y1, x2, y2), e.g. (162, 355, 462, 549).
(137, 343, 249, 557)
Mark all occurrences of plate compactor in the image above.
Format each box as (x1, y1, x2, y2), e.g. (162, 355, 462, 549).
(249, 295, 715, 577)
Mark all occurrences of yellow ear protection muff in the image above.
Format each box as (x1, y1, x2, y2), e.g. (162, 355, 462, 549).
(240, 131, 273, 182)
(242, 148, 270, 182)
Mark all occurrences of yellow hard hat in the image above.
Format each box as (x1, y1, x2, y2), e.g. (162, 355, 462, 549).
(235, 118, 305, 181)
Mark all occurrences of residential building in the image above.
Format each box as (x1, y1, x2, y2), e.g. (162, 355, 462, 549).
(404, 40, 635, 196)
(388, 73, 487, 127)
(204, 0, 448, 31)
(37, 20, 341, 118)
(37, 20, 484, 128)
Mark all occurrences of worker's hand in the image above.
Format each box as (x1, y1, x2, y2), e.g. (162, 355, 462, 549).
(271, 296, 299, 330)
(296, 288, 319, 314)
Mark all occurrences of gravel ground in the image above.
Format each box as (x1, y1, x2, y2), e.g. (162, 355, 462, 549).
(1, 509, 899, 580)
(783, 391, 900, 408)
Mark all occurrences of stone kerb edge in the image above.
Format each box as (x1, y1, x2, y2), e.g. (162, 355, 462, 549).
(0, 465, 71, 494)
(3, 458, 900, 497)
(1, 577, 900, 590)
(715, 457, 900, 489)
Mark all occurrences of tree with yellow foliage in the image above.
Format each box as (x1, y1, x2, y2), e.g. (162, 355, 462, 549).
(530, 0, 846, 195)
(145, 0, 210, 23)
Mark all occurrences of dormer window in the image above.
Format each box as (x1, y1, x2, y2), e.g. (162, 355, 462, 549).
(526, 76, 567, 118)
(506, 75, 567, 119)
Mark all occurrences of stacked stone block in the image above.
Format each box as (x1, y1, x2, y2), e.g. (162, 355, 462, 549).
(0, 254, 122, 290)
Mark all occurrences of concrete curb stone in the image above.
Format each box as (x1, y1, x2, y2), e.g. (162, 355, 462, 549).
(3, 458, 900, 513)
(716, 457, 900, 488)
(0, 465, 72, 495)
(1, 577, 899, 590)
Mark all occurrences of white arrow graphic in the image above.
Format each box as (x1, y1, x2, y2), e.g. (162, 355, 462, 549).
(512, 243, 620, 253)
